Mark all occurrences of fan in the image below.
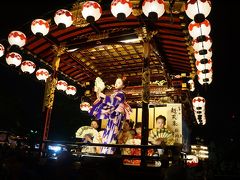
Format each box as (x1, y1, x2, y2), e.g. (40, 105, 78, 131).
(155, 128, 173, 139)
(75, 126, 99, 139)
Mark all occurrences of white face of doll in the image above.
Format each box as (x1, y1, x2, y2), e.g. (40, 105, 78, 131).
(114, 78, 124, 90)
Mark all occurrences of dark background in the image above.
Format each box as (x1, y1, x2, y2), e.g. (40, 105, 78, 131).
(0, 1, 239, 142)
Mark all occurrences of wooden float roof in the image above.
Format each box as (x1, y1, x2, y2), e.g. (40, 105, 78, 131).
(0, 0, 196, 97)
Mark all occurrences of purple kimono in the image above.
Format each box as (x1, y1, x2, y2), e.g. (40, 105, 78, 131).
(89, 90, 131, 154)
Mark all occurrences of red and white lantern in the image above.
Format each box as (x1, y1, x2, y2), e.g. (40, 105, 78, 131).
(197, 69, 213, 79)
(194, 49, 212, 61)
(142, 0, 165, 21)
(188, 19, 211, 39)
(192, 35, 212, 51)
(0, 44, 4, 57)
(31, 19, 50, 36)
(198, 76, 212, 85)
(6, 52, 22, 67)
(82, 1, 102, 23)
(111, 0, 132, 21)
(54, 9, 73, 28)
(185, 0, 211, 23)
(192, 96, 205, 110)
(66, 85, 77, 95)
(36, 68, 49, 81)
(56, 80, 68, 91)
(80, 102, 91, 111)
(8, 31, 26, 48)
(195, 59, 212, 71)
(186, 155, 199, 167)
(20, 60, 36, 74)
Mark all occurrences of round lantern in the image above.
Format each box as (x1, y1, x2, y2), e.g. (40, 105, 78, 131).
(192, 35, 212, 51)
(198, 76, 212, 85)
(36, 68, 49, 81)
(56, 80, 68, 91)
(186, 155, 199, 167)
(194, 49, 212, 61)
(80, 102, 91, 111)
(82, 1, 102, 23)
(192, 96, 205, 110)
(188, 19, 211, 39)
(6, 52, 22, 67)
(54, 9, 73, 29)
(197, 69, 213, 79)
(195, 59, 212, 71)
(142, 0, 165, 22)
(188, 79, 195, 92)
(20, 60, 36, 74)
(0, 44, 4, 57)
(31, 19, 50, 36)
(8, 31, 26, 48)
(66, 85, 77, 95)
(111, 0, 133, 21)
(185, 0, 211, 23)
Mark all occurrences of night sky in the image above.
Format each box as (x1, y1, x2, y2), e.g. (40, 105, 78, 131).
(0, 1, 239, 142)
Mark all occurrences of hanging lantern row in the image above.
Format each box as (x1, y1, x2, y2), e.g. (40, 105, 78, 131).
(80, 101, 91, 112)
(185, 0, 213, 86)
(192, 96, 206, 125)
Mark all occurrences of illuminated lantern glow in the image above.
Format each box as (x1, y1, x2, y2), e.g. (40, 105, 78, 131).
(8, 31, 26, 48)
(54, 9, 73, 28)
(192, 96, 205, 110)
(5, 52, 22, 67)
(0, 44, 4, 57)
(198, 76, 213, 85)
(66, 85, 77, 95)
(31, 19, 50, 36)
(56, 80, 68, 91)
(186, 154, 199, 167)
(111, 0, 133, 21)
(188, 79, 195, 92)
(142, 0, 165, 22)
(195, 59, 212, 71)
(188, 19, 211, 39)
(197, 69, 213, 79)
(194, 49, 212, 60)
(20, 60, 36, 74)
(192, 35, 212, 51)
(185, 0, 211, 23)
(36, 68, 49, 81)
(80, 102, 91, 111)
(82, 1, 102, 23)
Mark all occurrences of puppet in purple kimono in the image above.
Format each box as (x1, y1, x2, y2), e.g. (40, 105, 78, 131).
(89, 76, 131, 154)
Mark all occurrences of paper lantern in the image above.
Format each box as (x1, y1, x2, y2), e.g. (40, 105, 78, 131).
(82, 1, 102, 23)
(142, 0, 165, 21)
(198, 76, 212, 85)
(185, 0, 211, 23)
(192, 96, 205, 110)
(186, 155, 199, 167)
(54, 9, 73, 28)
(56, 80, 68, 91)
(111, 0, 132, 21)
(5, 52, 22, 67)
(192, 35, 212, 51)
(36, 68, 49, 81)
(194, 49, 212, 60)
(20, 60, 36, 74)
(8, 31, 26, 48)
(188, 19, 211, 39)
(31, 19, 50, 36)
(66, 85, 77, 95)
(197, 69, 213, 79)
(0, 44, 4, 57)
(80, 102, 91, 111)
(195, 59, 212, 71)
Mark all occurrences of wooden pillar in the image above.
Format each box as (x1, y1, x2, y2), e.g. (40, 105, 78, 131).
(141, 40, 151, 166)
(40, 45, 66, 154)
